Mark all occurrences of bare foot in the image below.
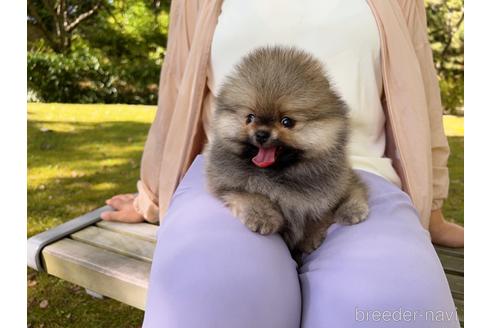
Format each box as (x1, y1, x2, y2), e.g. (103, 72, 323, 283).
(100, 194, 144, 223)
(429, 209, 464, 248)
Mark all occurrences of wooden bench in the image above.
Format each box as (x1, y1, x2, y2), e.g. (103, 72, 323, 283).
(27, 206, 464, 326)
(434, 244, 464, 326)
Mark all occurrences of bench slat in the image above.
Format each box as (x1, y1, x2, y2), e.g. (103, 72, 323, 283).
(71, 226, 155, 262)
(435, 245, 464, 258)
(454, 299, 464, 327)
(446, 273, 464, 300)
(96, 220, 158, 242)
(42, 238, 150, 310)
(437, 253, 464, 276)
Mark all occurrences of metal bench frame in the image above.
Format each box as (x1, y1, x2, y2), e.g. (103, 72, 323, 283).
(27, 206, 111, 271)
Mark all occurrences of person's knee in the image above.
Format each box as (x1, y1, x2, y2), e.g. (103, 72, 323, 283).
(337, 260, 459, 327)
(148, 231, 301, 328)
(300, 236, 459, 328)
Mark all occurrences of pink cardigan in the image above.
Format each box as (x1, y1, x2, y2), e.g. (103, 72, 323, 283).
(133, 0, 449, 229)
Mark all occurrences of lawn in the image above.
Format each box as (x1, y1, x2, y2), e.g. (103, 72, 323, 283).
(27, 104, 464, 327)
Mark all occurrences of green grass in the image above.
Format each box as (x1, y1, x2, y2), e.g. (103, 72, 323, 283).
(27, 104, 464, 327)
(28, 103, 154, 328)
(442, 115, 464, 226)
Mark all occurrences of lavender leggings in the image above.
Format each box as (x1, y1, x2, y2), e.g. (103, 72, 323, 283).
(143, 155, 459, 328)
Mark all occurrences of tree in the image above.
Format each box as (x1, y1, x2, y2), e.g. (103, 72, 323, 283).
(425, 0, 464, 112)
(28, 0, 170, 104)
(27, 0, 105, 53)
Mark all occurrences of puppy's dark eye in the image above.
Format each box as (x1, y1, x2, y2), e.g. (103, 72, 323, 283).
(246, 114, 255, 124)
(281, 117, 295, 128)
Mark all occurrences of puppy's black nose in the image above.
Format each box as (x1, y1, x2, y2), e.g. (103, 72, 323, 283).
(255, 130, 270, 144)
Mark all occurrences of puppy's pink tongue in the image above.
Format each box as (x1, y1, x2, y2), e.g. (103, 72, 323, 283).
(252, 147, 277, 168)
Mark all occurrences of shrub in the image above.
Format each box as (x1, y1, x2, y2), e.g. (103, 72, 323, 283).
(27, 39, 161, 104)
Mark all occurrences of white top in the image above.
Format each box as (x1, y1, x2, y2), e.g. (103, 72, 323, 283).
(210, 0, 401, 187)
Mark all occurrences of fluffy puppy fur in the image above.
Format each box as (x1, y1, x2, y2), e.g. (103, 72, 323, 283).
(204, 46, 369, 255)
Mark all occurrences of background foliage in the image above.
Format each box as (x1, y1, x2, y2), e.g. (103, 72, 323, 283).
(425, 0, 464, 113)
(28, 0, 464, 110)
(28, 0, 170, 104)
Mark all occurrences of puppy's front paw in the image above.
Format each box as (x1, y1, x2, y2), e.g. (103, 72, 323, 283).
(241, 207, 283, 235)
(223, 193, 283, 235)
(334, 200, 369, 225)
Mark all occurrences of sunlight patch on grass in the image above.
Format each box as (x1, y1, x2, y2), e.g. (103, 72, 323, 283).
(28, 158, 131, 189)
(443, 115, 464, 137)
(28, 103, 157, 123)
(91, 182, 120, 191)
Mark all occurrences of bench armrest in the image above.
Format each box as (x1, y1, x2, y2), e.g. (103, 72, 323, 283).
(27, 205, 111, 271)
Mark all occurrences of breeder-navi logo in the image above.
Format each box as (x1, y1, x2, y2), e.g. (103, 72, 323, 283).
(355, 307, 459, 323)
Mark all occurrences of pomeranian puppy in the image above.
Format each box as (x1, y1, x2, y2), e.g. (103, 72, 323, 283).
(204, 46, 369, 255)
